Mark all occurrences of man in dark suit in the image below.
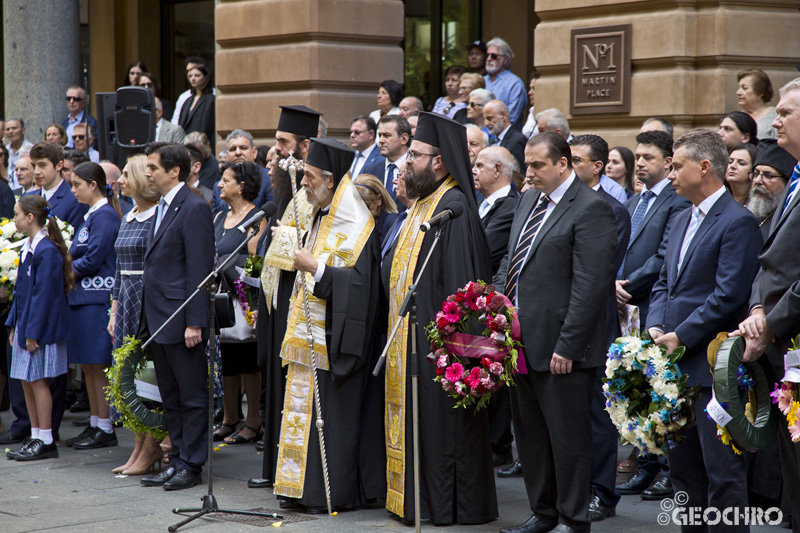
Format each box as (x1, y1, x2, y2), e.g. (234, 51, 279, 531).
(139, 143, 215, 491)
(362, 114, 411, 210)
(568, 134, 631, 522)
(212, 129, 273, 215)
(615, 131, 690, 500)
(62, 85, 98, 149)
(348, 115, 384, 178)
(736, 78, 800, 532)
(484, 100, 527, 171)
(495, 132, 617, 533)
(647, 130, 761, 531)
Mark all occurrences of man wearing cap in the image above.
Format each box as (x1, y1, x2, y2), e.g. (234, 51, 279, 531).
(746, 138, 793, 238)
(467, 40, 488, 76)
(383, 111, 496, 525)
(249, 105, 321, 491)
(737, 78, 800, 532)
(273, 137, 381, 513)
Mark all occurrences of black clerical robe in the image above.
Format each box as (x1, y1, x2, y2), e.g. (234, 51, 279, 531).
(383, 184, 497, 525)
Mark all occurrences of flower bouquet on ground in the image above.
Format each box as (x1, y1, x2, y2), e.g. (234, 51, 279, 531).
(425, 280, 523, 411)
(233, 255, 263, 327)
(603, 332, 700, 455)
(771, 334, 800, 443)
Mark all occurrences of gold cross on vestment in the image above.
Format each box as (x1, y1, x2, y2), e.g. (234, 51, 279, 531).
(321, 232, 352, 266)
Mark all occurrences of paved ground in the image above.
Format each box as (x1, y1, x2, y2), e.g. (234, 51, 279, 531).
(0, 409, 785, 532)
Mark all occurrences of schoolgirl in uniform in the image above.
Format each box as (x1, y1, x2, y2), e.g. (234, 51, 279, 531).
(63, 162, 122, 450)
(6, 196, 74, 460)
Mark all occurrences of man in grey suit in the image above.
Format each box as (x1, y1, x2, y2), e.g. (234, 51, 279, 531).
(155, 98, 187, 143)
(495, 132, 617, 533)
(736, 77, 800, 533)
(484, 99, 527, 171)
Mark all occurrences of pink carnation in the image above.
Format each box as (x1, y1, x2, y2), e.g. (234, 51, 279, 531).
(476, 296, 488, 311)
(442, 325, 456, 336)
(445, 363, 465, 384)
(489, 361, 504, 376)
(455, 381, 467, 396)
(437, 355, 448, 368)
(770, 382, 796, 415)
(494, 314, 509, 331)
(441, 379, 454, 392)
(490, 331, 506, 345)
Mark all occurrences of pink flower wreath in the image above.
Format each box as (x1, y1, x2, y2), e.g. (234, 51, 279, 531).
(426, 280, 524, 411)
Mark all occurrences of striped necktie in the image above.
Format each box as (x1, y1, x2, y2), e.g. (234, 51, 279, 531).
(504, 195, 550, 302)
(618, 190, 654, 278)
(781, 163, 800, 216)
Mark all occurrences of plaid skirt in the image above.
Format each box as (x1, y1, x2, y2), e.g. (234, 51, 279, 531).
(10, 340, 68, 382)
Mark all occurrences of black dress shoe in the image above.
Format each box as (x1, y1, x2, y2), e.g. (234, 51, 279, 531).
(141, 466, 177, 486)
(72, 416, 90, 427)
(0, 429, 28, 445)
(65, 426, 97, 447)
(279, 498, 304, 510)
(493, 450, 514, 467)
(73, 429, 117, 450)
(498, 458, 523, 477)
(615, 467, 656, 495)
(255, 440, 265, 452)
(15, 439, 58, 461)
(6, 437, 33, 459)
(499, 514, 556, 533)
(641, 472, 674, 500)
(550, 525, 582, 533)
(247, 477, 273, 488)
(588, 494, 616, 522)
(69, 399, 90, 412)
(163, 469, 202, 491)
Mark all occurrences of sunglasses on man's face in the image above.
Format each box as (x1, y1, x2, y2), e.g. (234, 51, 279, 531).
(66, 96, 84, 102)
(487, 53, 505, 60)
(72, 135, 86, 141)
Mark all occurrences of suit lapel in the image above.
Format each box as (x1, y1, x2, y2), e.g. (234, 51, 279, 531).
(507, 190, 539, 255)
(146, 185, 187, 256)
(525, 179, 580, 265)
(765, 178, 797, 244)
(673, 192, 730, 284)
(667, 210, 689, 288)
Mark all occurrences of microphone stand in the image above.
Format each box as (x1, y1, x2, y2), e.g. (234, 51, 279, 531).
(141, 224, 283, 532)
(373, 223, 447, 533)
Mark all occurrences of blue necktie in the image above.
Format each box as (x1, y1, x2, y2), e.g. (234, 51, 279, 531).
(386, 163, 396, 196)
(781, 163, 800, 216)
(618, 190, 654, 278)
(505, 195, 550, 303)
(153, 199, 167, 235)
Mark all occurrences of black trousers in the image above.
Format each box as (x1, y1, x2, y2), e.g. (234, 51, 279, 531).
(589, 366, 621, 508)
(151, 340, 209, 473)
(511, 368, 594, 532)
(666, 387, 748, 533)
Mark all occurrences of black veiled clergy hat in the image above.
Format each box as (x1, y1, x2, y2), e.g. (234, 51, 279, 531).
(412, 111, 478, 209)
(754, 138, 796, 180)
(306, 137, 355, 187)
(277, 105, 322, 138)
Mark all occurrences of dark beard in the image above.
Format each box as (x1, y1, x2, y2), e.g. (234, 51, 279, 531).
(404, 160, 439, 199)
(270, 162, 296, 210)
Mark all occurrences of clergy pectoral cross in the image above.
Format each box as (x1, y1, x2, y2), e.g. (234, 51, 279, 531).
(320, 232, 352, 267)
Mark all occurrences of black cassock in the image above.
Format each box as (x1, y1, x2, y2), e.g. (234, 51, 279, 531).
(382, 186, 498, 525)
(291, 225, 382, 510)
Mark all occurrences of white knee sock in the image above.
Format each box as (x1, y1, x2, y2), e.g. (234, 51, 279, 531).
(97, 418, 113, 434)
(39, 429, 53, 445)
(31, 427, 39, 440)
(90, 415, 99, 427)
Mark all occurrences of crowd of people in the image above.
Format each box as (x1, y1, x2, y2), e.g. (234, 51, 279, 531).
(0, 37, 799, 533)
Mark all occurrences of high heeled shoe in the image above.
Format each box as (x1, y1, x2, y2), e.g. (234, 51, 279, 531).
(121, 434, 163, 475)
(113, 434, 145, 473)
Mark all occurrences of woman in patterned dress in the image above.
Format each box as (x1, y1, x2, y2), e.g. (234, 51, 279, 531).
(106, 155, 162, 474)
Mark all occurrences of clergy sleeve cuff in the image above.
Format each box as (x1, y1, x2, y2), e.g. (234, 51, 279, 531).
(313, 261, 325, 283)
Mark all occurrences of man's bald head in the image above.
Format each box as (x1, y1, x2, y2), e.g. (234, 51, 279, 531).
(100, 161, 122, 195)
(482, 100, 511, 136)
(398, 97, 424, 119)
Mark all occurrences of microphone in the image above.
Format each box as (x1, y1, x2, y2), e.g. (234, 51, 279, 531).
(420, 202, 464, 232)
(236, 202, 278, 234)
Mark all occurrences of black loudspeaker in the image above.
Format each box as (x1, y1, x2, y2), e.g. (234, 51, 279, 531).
(114, 87, 155, 148)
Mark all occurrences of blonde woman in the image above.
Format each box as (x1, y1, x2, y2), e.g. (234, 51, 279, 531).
(354, 174, 397, 243)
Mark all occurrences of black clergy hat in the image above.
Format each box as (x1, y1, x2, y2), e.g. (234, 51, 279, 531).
(754, 138, 796, 180)
(277, 105, 322, 138)
(306, 137, 355, 187)
(413, 111, 478, 208)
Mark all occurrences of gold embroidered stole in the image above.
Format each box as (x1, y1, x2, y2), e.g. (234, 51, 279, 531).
(385, 177, 456, 516)
(274, 174, 375, 498)
(261, 193, 314, 312)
